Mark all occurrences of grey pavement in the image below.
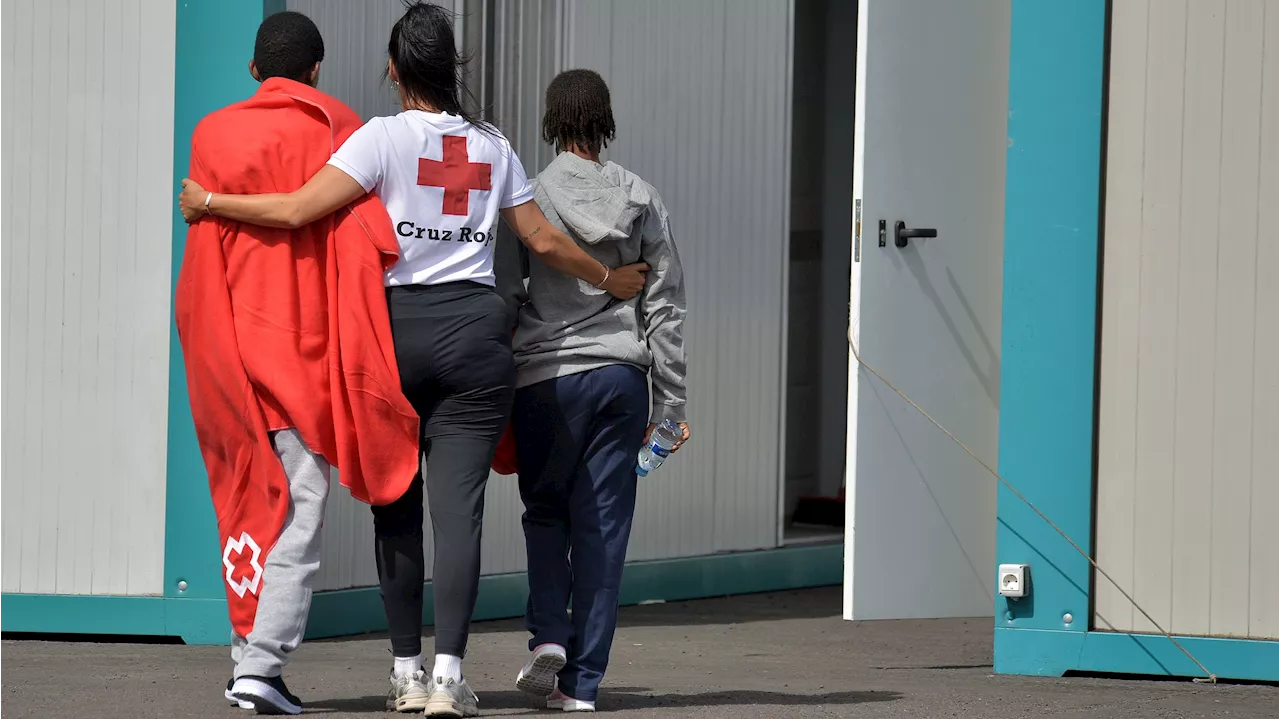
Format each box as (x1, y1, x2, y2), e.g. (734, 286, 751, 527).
(2, 588, 1274, 718)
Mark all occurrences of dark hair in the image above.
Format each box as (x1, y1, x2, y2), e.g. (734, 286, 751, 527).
(389, 2, 491, 131)
(253, 11, 325, 82)
(541, 69, 616, 155)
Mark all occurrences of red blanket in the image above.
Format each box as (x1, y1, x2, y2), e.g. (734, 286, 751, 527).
(492, 422, 518, 475)
(174, 79, 419, 637)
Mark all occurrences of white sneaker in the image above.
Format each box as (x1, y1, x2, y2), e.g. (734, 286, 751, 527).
(224, 678, 253, 709)
(515, 643, 567, 697)
(424, 676, 480, 717)
(386, 668, 431, 712)
(230, 675, 304, 715)
(547, 685, 596, 712)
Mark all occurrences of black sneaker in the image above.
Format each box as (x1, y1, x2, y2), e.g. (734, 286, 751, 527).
(230, 675, 304, 715)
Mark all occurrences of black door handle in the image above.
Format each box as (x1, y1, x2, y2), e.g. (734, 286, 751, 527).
(894, 221, 937, 248)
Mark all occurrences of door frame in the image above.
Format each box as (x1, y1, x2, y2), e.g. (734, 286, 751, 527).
(992, 0, 1276, 682)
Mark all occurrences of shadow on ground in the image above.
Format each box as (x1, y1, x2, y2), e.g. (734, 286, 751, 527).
(3, 588, 1274, 718)
(313, 587, 846, 646)
(305, 688, 903, 714)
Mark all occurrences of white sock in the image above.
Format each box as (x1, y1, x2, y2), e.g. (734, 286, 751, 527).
(433, 654, 463, 682)
(392, 654, 422, 678)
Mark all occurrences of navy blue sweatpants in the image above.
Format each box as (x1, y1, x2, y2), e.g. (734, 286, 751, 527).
(511, 364, 649, 702)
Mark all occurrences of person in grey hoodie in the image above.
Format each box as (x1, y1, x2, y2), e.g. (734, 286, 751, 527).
(497, 69, 689, 712)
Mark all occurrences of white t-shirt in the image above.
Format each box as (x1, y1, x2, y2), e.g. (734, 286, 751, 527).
(327, 110, 535, 287)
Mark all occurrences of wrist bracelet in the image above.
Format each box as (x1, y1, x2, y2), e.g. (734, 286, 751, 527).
(594, 264, 611, 289)
(204, 192, 214, 214)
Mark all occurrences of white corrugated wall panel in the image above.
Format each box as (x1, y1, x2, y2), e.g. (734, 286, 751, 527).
(1095, 0, 1278, 640)
(563, 0, 792, 557)
(289, 0, 792, 590)
(291, 0, 538, 590)
(287, 0, 407, 121)
(476, 0, 570, 581)
(292, 0, 402, 592)
(290, 0, 493, 124)
(283, 0, 518, 590)
(491, 0, 566, 173)
(0, 0, 176, 596)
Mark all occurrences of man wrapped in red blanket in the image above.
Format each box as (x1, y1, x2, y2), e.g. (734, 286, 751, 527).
(173, 12, 417, 713)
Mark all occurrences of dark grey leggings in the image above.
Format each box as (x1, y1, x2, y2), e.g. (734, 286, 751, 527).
(372, 282, 515, 658)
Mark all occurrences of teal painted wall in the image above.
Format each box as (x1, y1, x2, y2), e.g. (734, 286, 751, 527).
(995, 0, 1277, 682)
(996, 0, 1106, 636)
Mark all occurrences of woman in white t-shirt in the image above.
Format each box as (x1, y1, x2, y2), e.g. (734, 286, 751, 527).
(177, 4, 646, 716)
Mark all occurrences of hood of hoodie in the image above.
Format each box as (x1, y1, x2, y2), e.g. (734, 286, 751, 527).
(535, 152, 652, 245)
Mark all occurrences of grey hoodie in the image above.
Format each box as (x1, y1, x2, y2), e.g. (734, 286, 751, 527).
(496, 151, 687, 423)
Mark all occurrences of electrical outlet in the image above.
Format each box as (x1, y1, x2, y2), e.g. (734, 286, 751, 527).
(998, 563, 1029, 598)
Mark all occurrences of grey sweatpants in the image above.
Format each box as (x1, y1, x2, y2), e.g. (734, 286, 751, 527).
(230, 428, 330, 679)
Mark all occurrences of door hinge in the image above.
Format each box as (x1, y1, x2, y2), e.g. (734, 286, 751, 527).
(854, 198, 862, 262)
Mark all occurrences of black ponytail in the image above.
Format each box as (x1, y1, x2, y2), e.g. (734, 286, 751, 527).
(388, 1, 493, 133)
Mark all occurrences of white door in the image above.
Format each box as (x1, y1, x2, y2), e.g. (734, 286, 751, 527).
(843, 0, 1010, 620)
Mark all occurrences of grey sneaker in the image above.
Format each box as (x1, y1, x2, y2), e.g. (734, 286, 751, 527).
(516, 643, 567, 697)
(386, 669, 431, 713)
(424, 676, 480, 717)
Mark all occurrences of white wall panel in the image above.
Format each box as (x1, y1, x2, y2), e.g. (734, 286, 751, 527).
(1095, 0, 1278, 640)
(287, 0, 407, 121)
(284, 0, 529, 591)
(491, 0, 566, 174)
(564, 0, 793, 557)
(291, 0, 793, 590)
(0, 0, 176, 596)
(313, 467, 529, 591)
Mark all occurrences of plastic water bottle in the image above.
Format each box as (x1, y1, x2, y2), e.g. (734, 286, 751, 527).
(636, 419, 681, 477)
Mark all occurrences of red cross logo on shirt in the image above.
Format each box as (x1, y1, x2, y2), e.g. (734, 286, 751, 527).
(417, 135, 492, 216)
